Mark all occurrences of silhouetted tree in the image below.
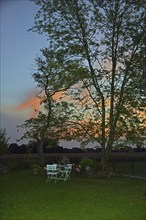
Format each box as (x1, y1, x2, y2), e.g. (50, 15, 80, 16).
(29, 0, 146, 174)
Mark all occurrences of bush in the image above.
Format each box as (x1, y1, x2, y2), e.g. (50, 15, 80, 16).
(0, 128, 10, 154)
(79, 158, 98, 173)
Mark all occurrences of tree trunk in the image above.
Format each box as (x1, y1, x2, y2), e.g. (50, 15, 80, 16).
(37, 140, 45, 166)
(101, 151, 110, 176)
(101, 141, 113, 176)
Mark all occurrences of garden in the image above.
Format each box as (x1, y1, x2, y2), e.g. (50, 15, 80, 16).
(0, 159, 146, 220)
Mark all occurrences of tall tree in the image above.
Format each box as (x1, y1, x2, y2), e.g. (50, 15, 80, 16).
(30, 0, 146, 173)
(18, 46, 85, 165)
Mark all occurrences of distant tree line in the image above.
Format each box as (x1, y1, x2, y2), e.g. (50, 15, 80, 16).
(1, 128, 145, 155)
(7, 142, 146, 154)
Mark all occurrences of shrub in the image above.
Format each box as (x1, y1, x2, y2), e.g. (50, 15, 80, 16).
(79, 158, 98, 173)
(0, 128, 10, 154)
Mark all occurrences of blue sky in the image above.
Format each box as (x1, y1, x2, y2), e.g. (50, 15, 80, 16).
(0, 0, 48, 144)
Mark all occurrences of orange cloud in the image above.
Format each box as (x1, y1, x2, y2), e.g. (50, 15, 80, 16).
(15, 97, 40, 117)
(14, 91, 66, 118)
(52, 91, 64, 100)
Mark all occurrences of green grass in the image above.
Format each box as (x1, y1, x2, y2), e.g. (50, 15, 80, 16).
(0, 170, 146, 220)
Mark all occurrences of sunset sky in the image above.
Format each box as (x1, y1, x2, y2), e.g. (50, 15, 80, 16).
(0, 0, 93, 148)
(0, 0, 48, 144)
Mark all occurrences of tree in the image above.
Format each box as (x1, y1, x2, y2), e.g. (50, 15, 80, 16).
(0, 128, 10, 154)
(18, 46, 83, 165)
(30, 0, 146, 174)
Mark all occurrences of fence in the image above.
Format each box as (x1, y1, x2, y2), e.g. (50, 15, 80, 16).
(0, 152, 146, 177)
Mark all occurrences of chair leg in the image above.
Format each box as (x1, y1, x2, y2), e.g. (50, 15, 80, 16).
(46, 175, 51, 183)
(46, 177, 49, 183)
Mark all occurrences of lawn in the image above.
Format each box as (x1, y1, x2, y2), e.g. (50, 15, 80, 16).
(0, 170, 146, 220)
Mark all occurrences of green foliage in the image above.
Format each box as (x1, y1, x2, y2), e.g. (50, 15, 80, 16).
(0, 128, 10, 154)
(79, 158, 98, 172)
(31, 0, 146, 138)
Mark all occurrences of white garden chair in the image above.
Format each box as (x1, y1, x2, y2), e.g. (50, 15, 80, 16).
(65, 164, 72, 180)
(59, 164, 72, 181)
(46, 164, 59, 183)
